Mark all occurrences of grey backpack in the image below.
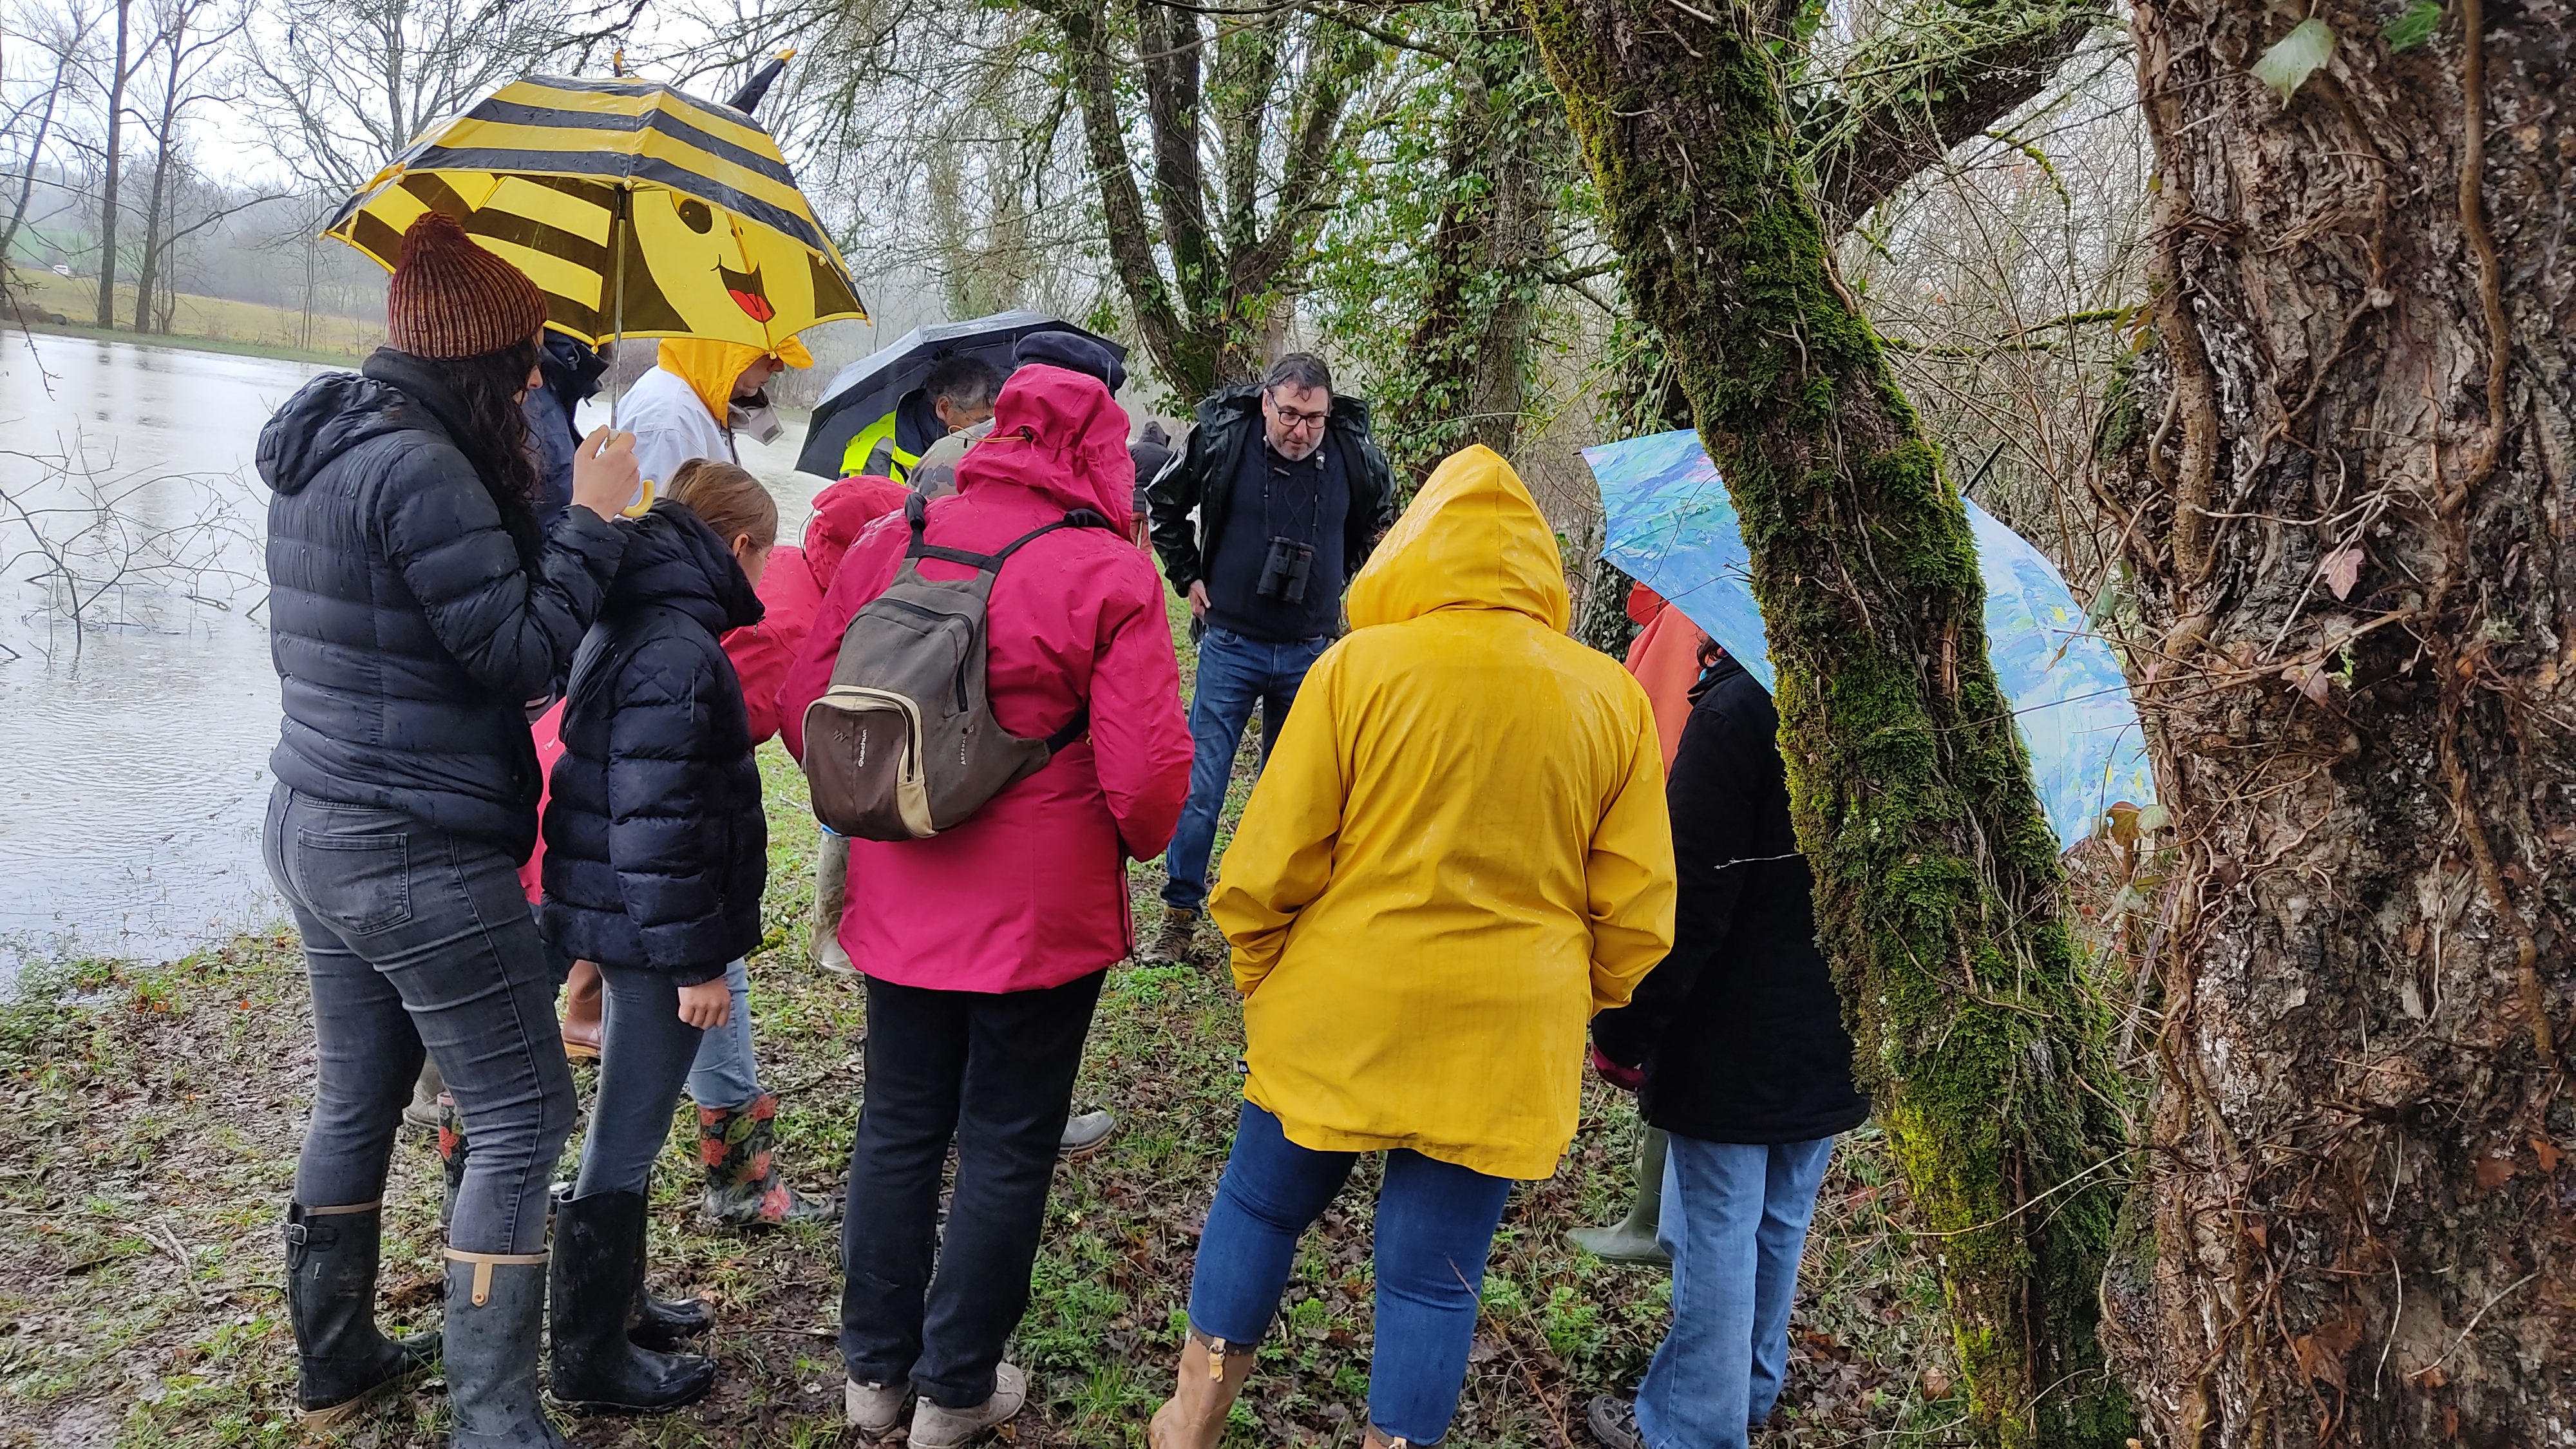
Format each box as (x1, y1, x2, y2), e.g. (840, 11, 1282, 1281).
(802, 495, 1108, 840)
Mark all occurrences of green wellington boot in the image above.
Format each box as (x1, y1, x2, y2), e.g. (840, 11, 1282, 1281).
(442, 1247, 566, 1449)
(1569, 1126, 1671, 1265)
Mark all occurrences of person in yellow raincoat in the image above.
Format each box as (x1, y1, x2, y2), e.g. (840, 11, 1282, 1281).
(623, 335, 813, 498)
(1148, 445, 1678, 1449)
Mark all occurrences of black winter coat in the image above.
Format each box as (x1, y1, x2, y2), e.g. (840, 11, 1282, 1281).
(1592, 654, 1872, 1145)
(540, 501, 767, 985)
(260, 350, 628, 860)
(1144, 384, 1396, 597)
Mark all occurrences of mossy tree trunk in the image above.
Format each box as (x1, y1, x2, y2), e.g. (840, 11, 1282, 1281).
(1385, 5, 1571, 482)
(1523, 1, 2134, 1442)
(1054, 0, 1374, 397)
(2096, 0, 2575, 1439)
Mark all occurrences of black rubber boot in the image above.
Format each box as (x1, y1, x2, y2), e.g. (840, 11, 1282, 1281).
(284, 1202, 439, 1425)
(629, 1222, 712, 1350)
(444, 1248, 565, 1448)
(545, 1179, 708, 1350)
(547, 1190, 717, 1412)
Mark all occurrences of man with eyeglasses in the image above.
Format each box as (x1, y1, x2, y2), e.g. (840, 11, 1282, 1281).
(1142, 352, 1396, 964)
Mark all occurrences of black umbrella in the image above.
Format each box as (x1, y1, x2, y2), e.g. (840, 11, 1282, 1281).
(795, 310, 1128, 478)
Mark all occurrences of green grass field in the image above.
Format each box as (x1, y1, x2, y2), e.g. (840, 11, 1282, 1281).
(8, 266, 383, 364)
(0, 606, 1967, 1448)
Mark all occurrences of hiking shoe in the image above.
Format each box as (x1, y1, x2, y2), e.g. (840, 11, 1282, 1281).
(1141, 908, 1201, 964)
(845, 1378, 909, 1435)
(1060, 1110, 1116, 1157)
(909, 1363, 1026, 1448)
(698, 1094, 839, 1229)
(1587, 1395, 1642, 1449)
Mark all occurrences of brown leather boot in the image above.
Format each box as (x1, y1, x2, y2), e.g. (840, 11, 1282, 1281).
(1148, 1331, 1258, 1449)
(561, 960, 603, 1061)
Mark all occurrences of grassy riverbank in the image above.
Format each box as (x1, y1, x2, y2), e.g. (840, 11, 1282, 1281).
(0, 612, 1971, 1448)
(7, 266, 381, 366)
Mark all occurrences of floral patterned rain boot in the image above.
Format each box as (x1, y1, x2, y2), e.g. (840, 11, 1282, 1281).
(437, 1092, 469, 1230)
(697, 1093, 837, 1229)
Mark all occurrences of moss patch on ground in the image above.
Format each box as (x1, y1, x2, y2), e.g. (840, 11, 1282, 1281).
(0, 612, 1971, 1448)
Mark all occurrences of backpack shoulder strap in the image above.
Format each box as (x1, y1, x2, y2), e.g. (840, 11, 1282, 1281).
(906, 507, 1117, 574)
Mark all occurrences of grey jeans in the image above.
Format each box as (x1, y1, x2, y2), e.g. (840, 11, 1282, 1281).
(576, 962, 720, 1196)
(265, 784, 574, 1255)
(683, 957, 762, 1111)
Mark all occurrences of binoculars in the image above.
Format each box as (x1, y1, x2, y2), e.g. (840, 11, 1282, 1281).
(1258, 535, 1315, 605)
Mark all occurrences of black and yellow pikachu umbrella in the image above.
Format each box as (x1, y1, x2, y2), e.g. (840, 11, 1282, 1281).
(326, 73, 866, 350)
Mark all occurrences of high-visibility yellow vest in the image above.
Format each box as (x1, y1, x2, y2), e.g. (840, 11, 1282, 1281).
(840, 410, 920, 481)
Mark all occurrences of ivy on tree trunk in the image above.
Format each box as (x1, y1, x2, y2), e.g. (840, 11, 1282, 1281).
(2098, 0, 2575, 1439)
(1522, 0, 2134, 1441)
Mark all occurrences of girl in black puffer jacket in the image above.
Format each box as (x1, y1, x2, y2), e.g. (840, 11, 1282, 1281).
(538, 462, 774, 1416)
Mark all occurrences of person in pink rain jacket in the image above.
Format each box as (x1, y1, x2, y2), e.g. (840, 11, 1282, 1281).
(779, 359, 1190, 1444)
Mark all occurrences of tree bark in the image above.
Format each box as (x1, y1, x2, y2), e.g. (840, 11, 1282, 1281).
(1, 49, 72, 272)
(133, 19, 183, 336)
(94, 0, 133, 329)
(1387, 8, 1567, 478)
(1055, 0, 1369, 398)
(2096, 0, 2575, 1439)
(1524, 0, 2136, 1441)
(1800, 0, 2107, 232)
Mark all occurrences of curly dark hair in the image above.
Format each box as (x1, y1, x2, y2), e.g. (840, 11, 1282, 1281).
(412, 337, 545, 567)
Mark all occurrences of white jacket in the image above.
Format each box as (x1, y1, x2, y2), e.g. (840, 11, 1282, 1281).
(621, 365, 734, 500)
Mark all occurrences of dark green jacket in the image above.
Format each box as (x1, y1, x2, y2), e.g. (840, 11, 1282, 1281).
(1144, 384, 1397, 598)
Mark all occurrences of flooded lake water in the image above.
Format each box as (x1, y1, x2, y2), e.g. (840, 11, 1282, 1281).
(0, 333, 828, 982)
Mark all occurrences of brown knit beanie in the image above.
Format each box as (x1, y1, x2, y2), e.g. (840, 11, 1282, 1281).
(385, 212, 550, 360)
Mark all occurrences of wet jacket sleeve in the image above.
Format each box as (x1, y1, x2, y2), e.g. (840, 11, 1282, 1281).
(1593, 694, 1751, 1065)
(1089, 556, 1193, 860)
(721, 622, 791, 746)
(1341, 430, 1399, 575)
(379, 445, 626, 701)
(1208, 647, 1350, 997)
(629, 424, 693, 498)
(1582, 692, 1680, 1016)
(777, 514, 907, 762)
(1145, 422, 1209, 594)
(603, 636, 734, 987)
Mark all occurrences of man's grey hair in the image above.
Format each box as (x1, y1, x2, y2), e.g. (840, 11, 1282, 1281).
(1262, 352, 1333, 398)
(925, 354, 1005, 410)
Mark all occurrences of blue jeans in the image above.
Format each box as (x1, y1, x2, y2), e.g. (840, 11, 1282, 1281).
(265, 784, 575, 1255)
(574, 962, 716, 1196)
(1187, 1103, 1512, 1444)
(683, 956, 762, 1109)
(1636, 1135, 1839, 1449)
(1160, 626, 1331, 913)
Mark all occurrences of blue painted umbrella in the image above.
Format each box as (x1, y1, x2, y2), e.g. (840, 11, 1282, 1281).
(1582, 430, 2152, 851)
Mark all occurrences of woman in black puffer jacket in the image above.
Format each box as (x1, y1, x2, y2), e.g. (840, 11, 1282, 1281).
(258, 213, 638, 1447)
(538, 462, 773, 1417)
(1584, 641, 1872, 1449)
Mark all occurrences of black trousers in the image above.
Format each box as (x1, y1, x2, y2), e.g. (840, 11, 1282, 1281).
(838, 969, 1104, 1406)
